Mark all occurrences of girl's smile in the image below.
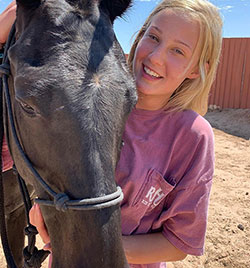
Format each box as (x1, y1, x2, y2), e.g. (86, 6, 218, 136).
(143, 64, 163, 79)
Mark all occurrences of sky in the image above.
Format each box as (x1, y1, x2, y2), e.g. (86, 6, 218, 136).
(1, 0, 250, 53)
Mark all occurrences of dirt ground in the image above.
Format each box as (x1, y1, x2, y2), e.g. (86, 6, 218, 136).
(0, 108, 249, 268)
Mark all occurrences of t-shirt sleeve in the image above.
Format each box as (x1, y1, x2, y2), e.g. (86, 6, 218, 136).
(155, 119, 214, 256)
(162, 179, 212, 256)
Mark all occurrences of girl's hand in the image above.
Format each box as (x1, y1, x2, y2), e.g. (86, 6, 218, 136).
(0, 0, 17, 44)
(29, 203, 52, 251)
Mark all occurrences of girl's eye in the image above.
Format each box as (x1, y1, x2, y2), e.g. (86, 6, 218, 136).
(173, 48, 184, 55)
(148, 34, 159, 42)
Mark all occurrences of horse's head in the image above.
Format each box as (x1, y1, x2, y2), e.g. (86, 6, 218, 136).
(4, 0, 136, 267)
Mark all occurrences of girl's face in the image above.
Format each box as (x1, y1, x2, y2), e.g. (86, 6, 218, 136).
(133, 9, 201, 110)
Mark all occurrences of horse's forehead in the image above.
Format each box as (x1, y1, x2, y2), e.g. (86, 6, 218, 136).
(14, 1, 113, 59)
(16, 0, 104, 37)
(43, 0, 99, 21)
(11, 0, 129, 84)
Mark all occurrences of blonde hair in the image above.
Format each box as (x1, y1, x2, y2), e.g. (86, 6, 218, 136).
(128, 0, 223, 115)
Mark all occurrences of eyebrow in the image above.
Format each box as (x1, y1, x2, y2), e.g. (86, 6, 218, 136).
(150, 26, 192, 51)
(150, 26, 162, 34)
(174, 39, 192, 50)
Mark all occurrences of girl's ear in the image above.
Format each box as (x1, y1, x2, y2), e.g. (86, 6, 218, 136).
(205, 62, 210, 74)
(187, 62, 209, 79)
(187, 67, 200, 79)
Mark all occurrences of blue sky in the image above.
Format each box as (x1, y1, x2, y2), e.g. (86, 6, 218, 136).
(1, 0, 250, 53)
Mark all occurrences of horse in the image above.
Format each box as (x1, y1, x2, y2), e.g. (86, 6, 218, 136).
(1, 0, 137, 267)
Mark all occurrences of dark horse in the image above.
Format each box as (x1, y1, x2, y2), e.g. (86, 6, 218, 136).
(1, 0, 136, 267)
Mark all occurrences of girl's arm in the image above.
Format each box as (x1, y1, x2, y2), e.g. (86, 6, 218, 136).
(0, 0, 16, 47)
(30, 204, 186, 264)
(122, 233, 187, 264)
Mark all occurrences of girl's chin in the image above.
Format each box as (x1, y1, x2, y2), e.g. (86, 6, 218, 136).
(136, 81, 151, 92)
(136, 86, 155, 96)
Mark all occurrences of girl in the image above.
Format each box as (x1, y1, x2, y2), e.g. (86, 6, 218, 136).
(1, 0, 223, 267)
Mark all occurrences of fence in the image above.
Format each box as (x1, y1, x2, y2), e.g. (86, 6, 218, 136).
(209, 38, 250, 109)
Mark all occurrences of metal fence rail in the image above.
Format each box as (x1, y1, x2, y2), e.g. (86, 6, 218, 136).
(209, 38, 250, 109)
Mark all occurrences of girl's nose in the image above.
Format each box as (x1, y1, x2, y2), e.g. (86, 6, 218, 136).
(147, 45, 165, 66)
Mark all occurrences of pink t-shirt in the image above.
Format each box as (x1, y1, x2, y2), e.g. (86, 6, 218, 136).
(2, 135, 13, 172)
(115, 108, 214, 268)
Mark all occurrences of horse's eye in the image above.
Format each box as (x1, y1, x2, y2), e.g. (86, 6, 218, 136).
(18, 101, 36, 116)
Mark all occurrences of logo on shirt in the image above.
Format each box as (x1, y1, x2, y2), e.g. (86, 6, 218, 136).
(141, 186, 165, 209)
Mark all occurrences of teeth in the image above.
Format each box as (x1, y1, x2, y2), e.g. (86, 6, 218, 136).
(144, 66, 160, 78)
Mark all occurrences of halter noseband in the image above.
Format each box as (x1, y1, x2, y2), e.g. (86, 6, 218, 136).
(0, 24, 123, 213)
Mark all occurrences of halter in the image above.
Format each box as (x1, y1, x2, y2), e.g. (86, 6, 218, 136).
(0, 24, 123, 213)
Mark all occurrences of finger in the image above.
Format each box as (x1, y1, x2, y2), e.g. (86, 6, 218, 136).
(43, 242, 52, 252)
(29, 203, 41, 227)
(48, 254, 53, 268)
(29, 204, 36, 226)
(29, 204, 51, 244)
(35, 204, 51, 244)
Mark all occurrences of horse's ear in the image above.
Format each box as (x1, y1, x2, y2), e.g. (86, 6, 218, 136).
(100, 0, 133, 23)
(16, 0, 41, 9)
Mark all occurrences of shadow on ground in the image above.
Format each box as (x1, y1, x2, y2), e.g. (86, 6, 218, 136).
(204, 108, 250, 140)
